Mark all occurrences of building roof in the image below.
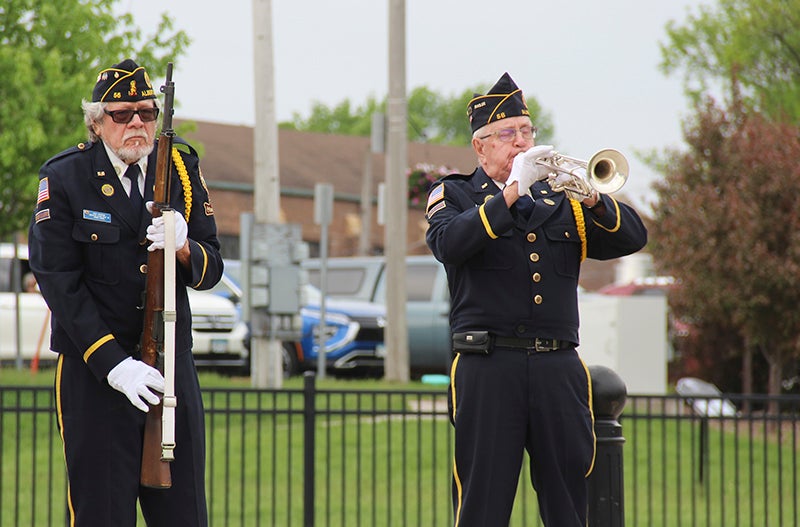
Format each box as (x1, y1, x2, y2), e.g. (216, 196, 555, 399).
(178, 120, 479, 196)
(177, 120, 625, 290)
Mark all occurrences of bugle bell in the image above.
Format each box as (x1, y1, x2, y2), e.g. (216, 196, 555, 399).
(536, 148, 629, 201)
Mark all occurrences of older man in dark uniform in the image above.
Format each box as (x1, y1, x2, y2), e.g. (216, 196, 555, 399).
(28, 59, 221, 527)
(426, 72, 647, 527)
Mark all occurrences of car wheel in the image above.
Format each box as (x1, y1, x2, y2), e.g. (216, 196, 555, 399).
(281, 342, 300, 377)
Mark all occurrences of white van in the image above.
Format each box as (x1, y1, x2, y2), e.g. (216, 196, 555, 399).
(0, 243, 247, 370)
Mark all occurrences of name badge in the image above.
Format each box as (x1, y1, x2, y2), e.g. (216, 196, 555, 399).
(83, 209, 111, 223)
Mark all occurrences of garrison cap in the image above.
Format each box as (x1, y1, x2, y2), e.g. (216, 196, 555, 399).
(467, 72, 530, 133)
(92, 59, 156, 103)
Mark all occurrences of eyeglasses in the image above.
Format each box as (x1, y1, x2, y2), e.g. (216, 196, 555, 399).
(479, 125, 537, 143)
(104, 107, 160, 124)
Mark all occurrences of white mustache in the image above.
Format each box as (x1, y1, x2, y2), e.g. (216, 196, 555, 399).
(123, 132, 148, 141)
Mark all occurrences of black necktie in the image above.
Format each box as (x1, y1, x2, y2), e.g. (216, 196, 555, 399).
(516, 195, 534, 219)
(124, 164, 142, 222)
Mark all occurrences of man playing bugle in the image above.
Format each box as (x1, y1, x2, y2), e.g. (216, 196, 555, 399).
(426, 72, 647, 526)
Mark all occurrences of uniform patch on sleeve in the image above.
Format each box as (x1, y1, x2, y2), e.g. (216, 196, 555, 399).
(37, 178, 50, 204)
(204, 202, 214, 216)
(35, 208, 51, 223)
(426, 200, 446, 219)
(426, 183, 445, 214)
(427, 184, 444, 207)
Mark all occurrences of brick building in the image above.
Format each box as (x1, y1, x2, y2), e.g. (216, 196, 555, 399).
(181, 120, 620, 290)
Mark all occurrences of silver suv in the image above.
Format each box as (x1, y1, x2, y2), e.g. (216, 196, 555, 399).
(302, 255, 452, 375)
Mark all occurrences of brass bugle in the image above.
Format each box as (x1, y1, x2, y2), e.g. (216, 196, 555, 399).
(536, 148, 629, 200)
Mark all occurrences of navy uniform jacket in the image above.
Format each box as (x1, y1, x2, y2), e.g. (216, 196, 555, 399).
(28, 138, 223, 381)
(425, 167, 647, 345)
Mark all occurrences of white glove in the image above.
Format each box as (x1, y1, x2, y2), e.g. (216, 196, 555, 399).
(145, 201, 188, 252)
(507, 145, 555, 196)
(107, 357, 165, 412)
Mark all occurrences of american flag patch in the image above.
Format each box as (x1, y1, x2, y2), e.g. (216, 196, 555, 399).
(426, 184, 444, 210)
(426, 200, 446, 219)
(37, 178, 50, 204)
(35, 208, 51, 223)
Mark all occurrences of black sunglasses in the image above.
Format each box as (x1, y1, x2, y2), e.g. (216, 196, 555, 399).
(104, 107, 160, 124)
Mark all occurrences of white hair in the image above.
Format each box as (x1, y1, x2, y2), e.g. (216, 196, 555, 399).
(80, 97, 162, 142)
(81, 99, 106, 142)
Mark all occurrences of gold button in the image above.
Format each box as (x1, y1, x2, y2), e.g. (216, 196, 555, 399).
(564, 232, 571, 238)
(532, 272, 541, 282)
(543, 198, 555, 206)
(539, 189, 548, 195)
(529, 253, 539, 262)
(527, 233, 537, 243)
(534, 295, 543, 304)
(139, 264, 148, 274)
(90, 233, 98, 241)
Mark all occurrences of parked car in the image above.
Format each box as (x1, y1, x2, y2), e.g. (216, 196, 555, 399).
(187, 289, 249, 371)
(213, 260, 386, 377)
(0, 244, 56, 365)
(302, 256, 385, 302)
(303, 255, 452, 375)
(287, 284, 385, 375)
(0, 243, 247, 370)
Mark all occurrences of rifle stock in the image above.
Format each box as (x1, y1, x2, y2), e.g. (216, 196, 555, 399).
(140, 63, 176, 489)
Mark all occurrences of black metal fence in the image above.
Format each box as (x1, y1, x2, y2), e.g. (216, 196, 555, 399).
(1, 376, 798, 526)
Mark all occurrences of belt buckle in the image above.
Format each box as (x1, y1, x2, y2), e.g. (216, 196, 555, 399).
(534, 338, 557, 352)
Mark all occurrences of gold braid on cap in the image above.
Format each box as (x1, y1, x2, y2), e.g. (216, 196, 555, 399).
(171, 147, 192, 222)
(569, 199, 587, 262)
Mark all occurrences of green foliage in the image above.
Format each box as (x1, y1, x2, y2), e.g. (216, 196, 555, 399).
(649, 96, 800, 394)
(0, 0, 190, 239)
(657, 0, 800, 394)
(280, 97, 384, 136)
(2, 384, 797, 525)
(280, 84, 556, 147)
(660, 0, 800, 123)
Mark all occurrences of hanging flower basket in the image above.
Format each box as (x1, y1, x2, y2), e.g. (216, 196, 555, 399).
(407, 163, 456, 207)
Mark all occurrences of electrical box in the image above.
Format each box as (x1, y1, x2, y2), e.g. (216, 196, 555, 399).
(248, 222, 308, 339)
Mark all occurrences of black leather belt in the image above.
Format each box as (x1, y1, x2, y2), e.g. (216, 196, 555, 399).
(493, 336, 567, 352)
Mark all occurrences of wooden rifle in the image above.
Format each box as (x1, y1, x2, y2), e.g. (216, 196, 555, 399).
(140, 63, 176, 489)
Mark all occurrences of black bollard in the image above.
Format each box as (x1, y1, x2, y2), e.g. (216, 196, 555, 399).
(587, 365, 627, 527)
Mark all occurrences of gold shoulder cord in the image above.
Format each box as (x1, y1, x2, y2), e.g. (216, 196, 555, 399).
(171, 147, 192, 222)
(568, 199, 587, 262)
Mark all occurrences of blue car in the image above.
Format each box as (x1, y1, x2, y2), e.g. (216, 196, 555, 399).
(284, 285, 386, 376)
(210, 261, 386, 376)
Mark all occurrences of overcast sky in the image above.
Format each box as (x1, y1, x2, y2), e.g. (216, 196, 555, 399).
(115, 0, 711, 210)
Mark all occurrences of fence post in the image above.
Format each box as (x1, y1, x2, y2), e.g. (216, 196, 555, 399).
(303, 372, 316, 527)
(587, 365, 627, 527)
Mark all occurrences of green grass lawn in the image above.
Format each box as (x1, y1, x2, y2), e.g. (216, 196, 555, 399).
(1, 365, 796, 526)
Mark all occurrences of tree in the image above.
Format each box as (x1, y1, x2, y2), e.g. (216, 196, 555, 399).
(660, 0, 800, 123)
(649, 95, 800, 398)
(281, 85, 556, 147)
(0, 0, 189, 239)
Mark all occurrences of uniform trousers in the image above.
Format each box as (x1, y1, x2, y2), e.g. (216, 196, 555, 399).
(56, 351, 208, 527)
(448, 347, 595, 527)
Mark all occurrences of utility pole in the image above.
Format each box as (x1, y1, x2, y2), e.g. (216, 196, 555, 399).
(251, 0, 283, 388)
(359, 113, 385, 256)
(384, 0, 409, 382)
